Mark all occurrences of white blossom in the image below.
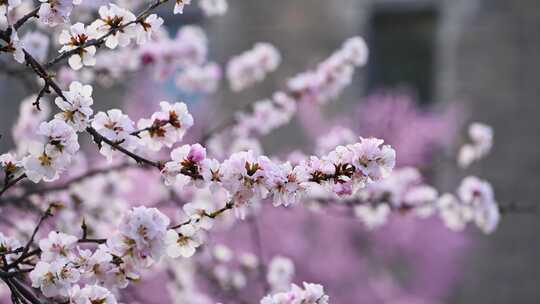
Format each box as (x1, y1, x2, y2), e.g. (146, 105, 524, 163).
(458, 122, 493, 168)
(135, 14, 163, 45)
(54, 81, 94, 131)
(39, 231, 78, 263)
(354, 204, 391, 230)
(174, 0, 191, 14)
(165, 224, 202, 258)
(267, 256, 295, 292)
(69, 284, 117, 304)
(0, 232, 22, 264)
(89, 4, 136, 49)
(59, 23, 97, 70)
(137, 102, 194, 151)
(38, 0, 80, 27)
(91, 109, 136, 162)
(30, 261, 80, 298)
(115, 206, 170, 263)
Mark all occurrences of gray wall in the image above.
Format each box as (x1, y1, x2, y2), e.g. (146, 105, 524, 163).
(438, 0, 540, 302)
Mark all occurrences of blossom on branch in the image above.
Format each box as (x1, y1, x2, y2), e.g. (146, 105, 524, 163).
(227, 42, 281, 91)
(38, 0, 81, 27)
(59, 23, 97, 70)
(89, 4, 136, 49)
(174, 0, 192, 14)
(137, 101, 194, 151)
(54, 81, 94, 131)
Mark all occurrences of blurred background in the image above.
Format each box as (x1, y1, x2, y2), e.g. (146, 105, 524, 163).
(1, 0, 539, 303)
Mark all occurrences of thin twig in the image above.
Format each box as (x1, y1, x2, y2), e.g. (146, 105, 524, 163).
(0, 174, 26, 197)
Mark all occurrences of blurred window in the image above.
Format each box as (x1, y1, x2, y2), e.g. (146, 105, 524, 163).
(367, 5, 438, 104)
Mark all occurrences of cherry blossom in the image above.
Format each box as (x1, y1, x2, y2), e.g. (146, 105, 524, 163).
(30, 261, 80, 298)
(4, 28, 24, 63)
(135, 14, 163, 45)
(59, 23, 97, 70)
(267, 256, 295, 292)
(174, 0, 191, 14)
(54, 81, 94, 131)
(22, 119, 79, 183)
(165, 224, 202, 258)
(0, 232, 21, 264)
(115, 206, 170, 264)
(91, 109, 136, 162)
(89, 4, 136, 49)
(0, 152, 20, 175)
(354, 204, 391, 230)
(137, 101, 194, 151)
(458, 122, 493, 168)
(261, 282, 329, 304)
(162, 143, 206, 187)
(227, 43, 281, 91)
(457, 176, 500, 233)
(69, 284, 117, 304)
(39, 231, 78, 263)
(175, 62, 221, 93)
(38, 0, 81, 27)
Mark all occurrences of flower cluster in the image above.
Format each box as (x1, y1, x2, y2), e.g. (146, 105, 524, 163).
(162, 137, 395, 218)
(175, 62, 221, 93)
(267, 256, 295, 292)
(451, 176, 500, 233)
(287, 36, 368, 104)
(233, 92, 297, 137)
(137, 101, 194, 151)
(0, 1, 21, 27)
(91, 109, 136, 161)
(221, 36, 368, 141)
(38, 0, 81, 27)
(458, 122, 493, 168)
(55, 81, 94, 131)
(29, 207, 170, 300)
(58, 23, 97, 70)
(0, 232, 21, 265)
(1, 29, 24, 63)
(261, 282, 329, 304)
(348, 167, 500, 233)
(201, 244, 259, 292)
(227, 42, 281, 91)
(174, 0, 191, 14)
(88, 4, 137, 49)
(22, 119, 80, 183)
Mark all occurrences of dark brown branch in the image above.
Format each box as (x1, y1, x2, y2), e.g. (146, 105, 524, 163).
(85, 127, 162, 168)
(13, 7, 40, 31)
(16, 162, 134, 199)
(0, 174, 26, 197)
(169, 201, 234, 230)
(78, 238, 107, 245)
(13, 207, 53, 268)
